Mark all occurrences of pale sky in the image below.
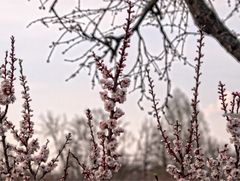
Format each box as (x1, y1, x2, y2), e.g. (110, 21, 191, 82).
(0, 0, 240, 145)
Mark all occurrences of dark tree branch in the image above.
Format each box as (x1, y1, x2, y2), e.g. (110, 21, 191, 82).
(184, 0, 240, 63)
(26, 0, 240, 111)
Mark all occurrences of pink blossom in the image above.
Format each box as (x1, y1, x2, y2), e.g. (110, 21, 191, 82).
(113, 107, 124, 119)
(99, 91, 108, 101)
(97, 131, 105, 140)
(120, 77, 130, 88)
(106, 139, 118, 151)
(113, 127, 124, 136)
(112, 88, 127, 103)
(104, 100, 115, 112)
(107, 119, 117, 129)
(99, 120, 108, 130)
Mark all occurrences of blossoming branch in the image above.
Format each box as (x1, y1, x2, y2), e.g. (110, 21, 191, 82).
(0, 36, 71, 180)
(70, 1, 134, 180)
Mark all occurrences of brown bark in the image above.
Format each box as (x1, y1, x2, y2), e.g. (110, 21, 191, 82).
(184, 0, 240, 63)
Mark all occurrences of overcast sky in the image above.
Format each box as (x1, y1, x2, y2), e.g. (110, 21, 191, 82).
(1, 0, 240, 144)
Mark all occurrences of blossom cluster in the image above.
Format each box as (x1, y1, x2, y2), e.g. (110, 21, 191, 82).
(226, 113, 240, 145)
(0, 37, 71, 180)
(0, 37, 16, 106)
(218, 87, 240, 145)
(71, 1, 134, 180)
